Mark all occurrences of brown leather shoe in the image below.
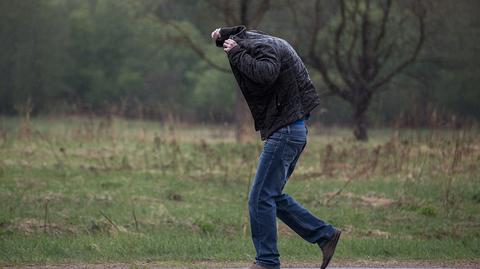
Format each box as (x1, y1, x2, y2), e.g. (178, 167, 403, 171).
(319, 229, 342, 269)
(248, 262, 272, 269)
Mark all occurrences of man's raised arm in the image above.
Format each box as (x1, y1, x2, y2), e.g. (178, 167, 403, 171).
(226, 43, 280, 86)
(211, 27, 281, 86)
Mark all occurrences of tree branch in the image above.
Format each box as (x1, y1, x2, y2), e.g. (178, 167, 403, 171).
(285, 0, 302, 48)
(250, 0, 270, 28)
(346, 0, 365, 86)
(207, 0, 238, 25)
(374, 0, 392, 51)
(346, 0, 360, 70)
(334, 0, 355, 89)
(308, 0, 322, 57)
(240, 0, 249, 25)
(372, 2, 426, 90)
(367, 0, 392, 81)
(161, 20, 230, 73)
(307, 0, 350, 101)
(360, 0, 371, 80)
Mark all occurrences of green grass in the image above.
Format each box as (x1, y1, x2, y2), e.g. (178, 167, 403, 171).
(1, 116, 479, 266)
(1, 234, 478, 264)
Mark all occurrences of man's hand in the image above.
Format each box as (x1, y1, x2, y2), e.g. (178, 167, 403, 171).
(223, 39, 238, 53)
(211, 28, 221, 41)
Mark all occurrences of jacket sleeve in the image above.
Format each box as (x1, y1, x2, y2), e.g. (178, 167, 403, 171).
(227, 42, 281, 86)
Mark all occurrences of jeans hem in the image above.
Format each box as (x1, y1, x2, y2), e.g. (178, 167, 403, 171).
(256, 260, 280, 269)
(316, 227, 335, 248)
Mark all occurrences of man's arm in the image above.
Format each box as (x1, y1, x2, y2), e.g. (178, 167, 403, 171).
(211, 27, 281, 86)
(226, 43, 281, 86)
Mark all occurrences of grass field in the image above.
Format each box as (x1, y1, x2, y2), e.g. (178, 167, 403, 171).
(0, 116, 479, 267)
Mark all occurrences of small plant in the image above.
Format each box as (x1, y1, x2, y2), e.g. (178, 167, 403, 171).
(15, 97, 33, 139)
(417, 205, 437, 217)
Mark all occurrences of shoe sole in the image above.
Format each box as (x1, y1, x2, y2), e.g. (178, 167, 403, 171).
(320, 230, 342, 269)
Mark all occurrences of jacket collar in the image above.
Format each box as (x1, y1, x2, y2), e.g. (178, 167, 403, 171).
(221, 25, 247, 39)
(215, 25, 247, 47)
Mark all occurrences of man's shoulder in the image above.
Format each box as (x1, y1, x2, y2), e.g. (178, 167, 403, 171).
(245, 32, 289, 50)
(248, 31, 287, 43)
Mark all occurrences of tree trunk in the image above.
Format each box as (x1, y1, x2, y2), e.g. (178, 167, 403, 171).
(352, 97, 370, 141)
(234, 0, 255, 143)
(235, 85, 255, 143)
(353, 108, 368, 141)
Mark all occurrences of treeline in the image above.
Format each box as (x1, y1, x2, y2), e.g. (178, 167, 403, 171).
(0, 0, 479, 126)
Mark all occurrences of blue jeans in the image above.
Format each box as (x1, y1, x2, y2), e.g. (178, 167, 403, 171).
(249, 122, 335, 269)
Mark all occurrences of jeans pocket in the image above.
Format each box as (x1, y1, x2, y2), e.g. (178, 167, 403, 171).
(263, 134, 282, 154)
(287, 128, 307, 145)
(287, 136, 307, 145)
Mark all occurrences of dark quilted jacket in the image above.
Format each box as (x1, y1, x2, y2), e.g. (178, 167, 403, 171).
(216, 25, 321, 140)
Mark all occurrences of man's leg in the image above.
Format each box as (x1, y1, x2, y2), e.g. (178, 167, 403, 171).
(275, 194, 335, 246)
(248, 131, 289, 269)
(275, 126, 336, 247)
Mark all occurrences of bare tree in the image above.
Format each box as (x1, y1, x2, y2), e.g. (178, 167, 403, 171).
(301, 0, 426, 140)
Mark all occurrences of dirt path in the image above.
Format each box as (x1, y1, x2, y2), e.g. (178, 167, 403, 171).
(3, 260, 479, 269)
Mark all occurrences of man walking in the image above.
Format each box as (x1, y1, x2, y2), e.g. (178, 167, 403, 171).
(211, 26, 341, 269)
